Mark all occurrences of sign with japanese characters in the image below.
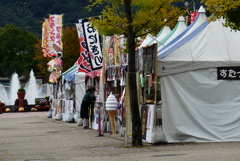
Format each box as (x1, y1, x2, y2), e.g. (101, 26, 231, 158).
(48, 14, 63, 56)
(81, 19, 103, 71)
(217, 67, 240, 80)
(75, 21, 92, 73)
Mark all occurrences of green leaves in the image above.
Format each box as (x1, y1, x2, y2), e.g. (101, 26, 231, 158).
(89, 0, 184, 38)
(203, 0, 240, 31)
(0, 24, 38, 78)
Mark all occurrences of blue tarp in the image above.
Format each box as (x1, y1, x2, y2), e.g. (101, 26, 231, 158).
(62, 65, 78, 83)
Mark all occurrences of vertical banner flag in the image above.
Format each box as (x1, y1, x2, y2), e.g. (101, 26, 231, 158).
(81, 19, 103, 71)
(41, 14, 63, 83)
(41, 20, 47, 57)
(48, 14, 63, 57)
(190, 11, 198, 24)
(42, 19, 51, 57)
(107, 36, 114, 67)
(114, 35, 121, 65)
(75, 21, 92, 73)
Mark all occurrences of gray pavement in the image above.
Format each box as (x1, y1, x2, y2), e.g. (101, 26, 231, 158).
(1, 112, 240, 161)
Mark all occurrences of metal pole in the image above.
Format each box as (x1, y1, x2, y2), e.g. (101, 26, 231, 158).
(96, 106, 104, 137)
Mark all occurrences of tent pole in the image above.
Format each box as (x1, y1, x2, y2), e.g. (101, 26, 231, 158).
(153, 44, 158, 127)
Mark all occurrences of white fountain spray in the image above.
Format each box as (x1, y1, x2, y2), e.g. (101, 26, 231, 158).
(9, 72, 20, 105)
(25, 69, 40, 104)
(0, 84, 9, 105)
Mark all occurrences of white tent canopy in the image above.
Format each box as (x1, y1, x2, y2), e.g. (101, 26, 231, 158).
(158, 6, 207, 60)
(158, 18, 240, 76)
(139, 34, 154, 48)
(142, 16, 187, 49)
(158, 17, 240, 142)
(146, 25, 171, 46)
(156, 16, 187, 51)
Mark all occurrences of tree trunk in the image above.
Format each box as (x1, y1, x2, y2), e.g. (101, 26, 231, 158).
(124, 0, 143, 147)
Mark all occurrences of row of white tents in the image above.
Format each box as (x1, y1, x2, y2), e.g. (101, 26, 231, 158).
(61, 5, 240, 143)
(141, 6, 240, 142)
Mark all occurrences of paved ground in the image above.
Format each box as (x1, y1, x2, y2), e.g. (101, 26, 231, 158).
(1, 112, 240, 161)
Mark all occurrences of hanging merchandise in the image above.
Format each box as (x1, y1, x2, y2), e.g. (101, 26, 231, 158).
(121, 53, 128, 65)
(123, 65, 127, 86)
(114, 35, 121, 66)
(119, 87, 125, 109)
(120, 65, 127, 86)
(108, 37, 115, 66)
(148, 47, 154, 74)
(138, 48, 144, 71)
(139, 71, 145, 104)
(64, 81, 70, 90)
(117, 66, 121, 80)
(112, 66, 116, 80)
(106, 67, 109, 81)
(147, 76, 150, 96)
(86, 77, 93, 88)
(144, 75, 151, 97)
(120, 66, 124, 86)
(94, 78, 99, 93)
(107, 67, 113, 81)
(112, 66, 117, 87)
(139, 72, 144, 88)
(103, 36, 111, 67)
(101, 59, 107, 84)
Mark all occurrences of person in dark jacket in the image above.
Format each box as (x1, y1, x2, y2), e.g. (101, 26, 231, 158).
(80, 87, 96, 129)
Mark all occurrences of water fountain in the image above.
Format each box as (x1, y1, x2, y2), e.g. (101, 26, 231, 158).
(9, 72, 20, 105)
(0, 84, 9, 105)
(0, 70, 43, 106)
(25, 69, 41, 104)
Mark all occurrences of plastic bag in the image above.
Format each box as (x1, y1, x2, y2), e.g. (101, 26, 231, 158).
(47, 109, 52, 118)
(151, 125, 166, 144)
(65, 113, 74, 123)
(77, 118, 83, 126)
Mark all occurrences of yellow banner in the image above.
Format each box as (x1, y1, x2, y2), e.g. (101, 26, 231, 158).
(48, 14, 63, 56)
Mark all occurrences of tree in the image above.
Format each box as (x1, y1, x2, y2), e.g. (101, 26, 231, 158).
(0, 0, 105, 38)
(88, 0, 185, 146)
(0, 24, 38, 78)
(34, 39, 51, 82)
(62, 26, 80, 72)
(203, 0, 240, 30)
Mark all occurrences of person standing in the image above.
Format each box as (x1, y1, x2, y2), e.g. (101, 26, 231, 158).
(80, 87, 96, 129)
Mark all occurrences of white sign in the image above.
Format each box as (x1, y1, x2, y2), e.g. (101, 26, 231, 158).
(81, 19, 103, 71)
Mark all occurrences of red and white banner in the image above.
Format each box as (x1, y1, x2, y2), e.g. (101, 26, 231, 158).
(48, 14, 63, 57)
(41, 15, 63, 57)
(41, 14, 63, 83)
(75, 22, 92, 73)
(81, 19, 103, 71)
(47, 57, 62, 83)
(190, 11, 198, 24)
